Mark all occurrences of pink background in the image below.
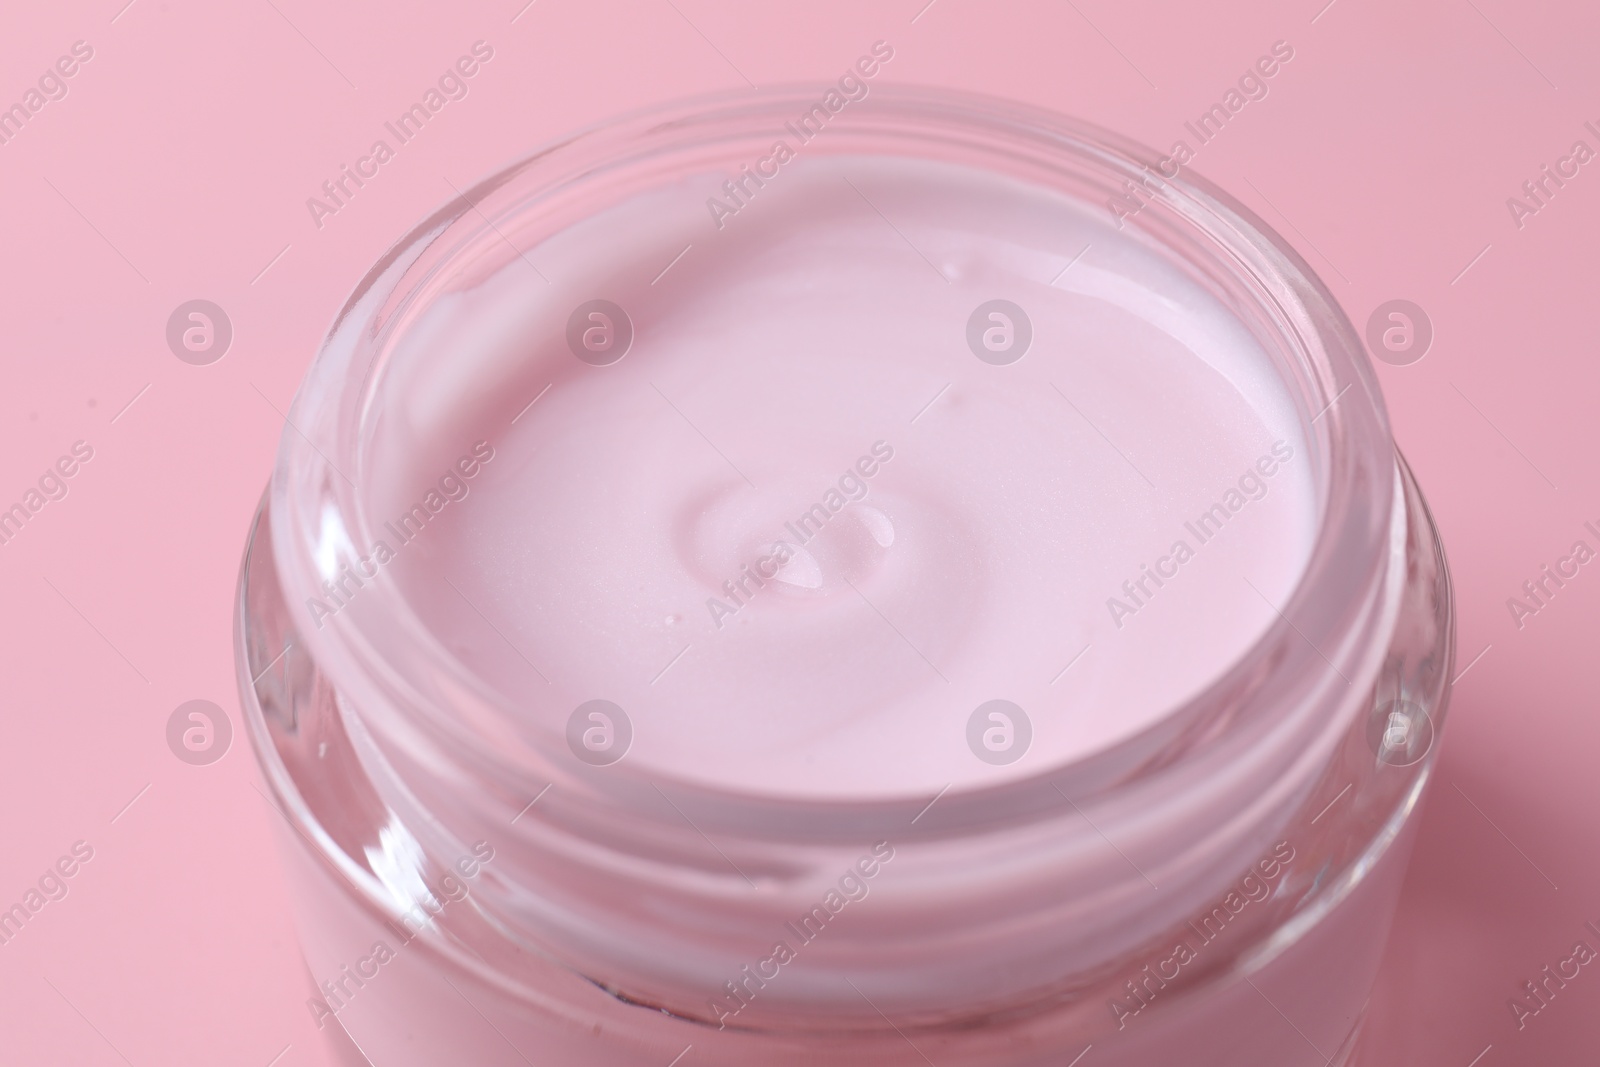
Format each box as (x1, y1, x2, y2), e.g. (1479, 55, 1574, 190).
(0, 0, 1595, 1063)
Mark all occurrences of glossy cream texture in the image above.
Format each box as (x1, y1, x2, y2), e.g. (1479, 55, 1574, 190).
(358, 155, 1318, 799)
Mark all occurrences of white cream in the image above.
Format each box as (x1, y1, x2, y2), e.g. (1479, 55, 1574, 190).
(370, 155, 1318, 799)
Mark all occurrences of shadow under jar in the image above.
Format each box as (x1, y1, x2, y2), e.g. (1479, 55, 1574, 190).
(236, 86, 1453, 1067)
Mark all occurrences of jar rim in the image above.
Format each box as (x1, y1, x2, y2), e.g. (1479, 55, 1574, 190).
(268, 83, 1397, 834)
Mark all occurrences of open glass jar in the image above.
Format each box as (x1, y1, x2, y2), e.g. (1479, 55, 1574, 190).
(237, 83, 1452, 1066)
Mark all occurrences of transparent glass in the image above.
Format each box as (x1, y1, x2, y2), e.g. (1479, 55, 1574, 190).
(237, 86, 1453, 1066)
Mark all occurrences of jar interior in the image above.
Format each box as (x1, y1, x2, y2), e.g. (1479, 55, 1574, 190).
(346, 150, 1321, 801)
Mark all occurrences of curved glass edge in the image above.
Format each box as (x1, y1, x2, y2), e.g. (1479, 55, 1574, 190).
(260, 86, 1398, 830)
(235, 444, 1453, 1041)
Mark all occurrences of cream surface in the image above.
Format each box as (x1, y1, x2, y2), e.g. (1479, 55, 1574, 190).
(370, 155, 1318, 799)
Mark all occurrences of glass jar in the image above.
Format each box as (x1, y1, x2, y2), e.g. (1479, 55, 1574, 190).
(236, 84, 1453, 1066)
